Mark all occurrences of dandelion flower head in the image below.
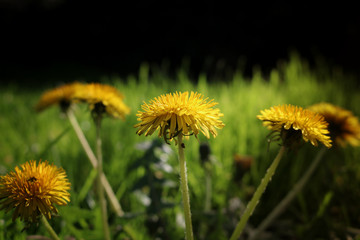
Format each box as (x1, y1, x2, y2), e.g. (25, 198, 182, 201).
(35, 82, 84, 112)
(134, 91, 224, 143)
(257, 104, 332, 148)
(0, 160, 71, 223)
(74, 83, 130, 119)
(308, 102, 360, 147)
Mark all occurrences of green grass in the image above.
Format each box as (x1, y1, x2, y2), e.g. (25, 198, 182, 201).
(1, 52, 360, 239)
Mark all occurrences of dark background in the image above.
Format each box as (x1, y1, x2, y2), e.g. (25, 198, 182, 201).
(1, 1, 360, 84)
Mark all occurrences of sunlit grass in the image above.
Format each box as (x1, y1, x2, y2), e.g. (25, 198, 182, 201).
(1, 53, 360, 239)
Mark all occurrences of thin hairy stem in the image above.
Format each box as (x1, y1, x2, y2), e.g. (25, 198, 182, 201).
(250, 147, 327, 240)
(66, 110, 123, 216)
(230, 146, 287, 240)
(178, 133, 194, 240)
(95, 115, 111, 240)
(41, 215, 60, 240)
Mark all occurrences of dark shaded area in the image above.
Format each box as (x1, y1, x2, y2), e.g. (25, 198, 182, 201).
(1, 1, 359, 85)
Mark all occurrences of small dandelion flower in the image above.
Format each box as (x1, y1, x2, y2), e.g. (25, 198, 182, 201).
(308, 102, 360, 147)
(35, 82, 85, 112)
(74, 83, 130, 119)
(257, 104, 332, 148)
(0, 160, 71, 223)
(134, 91, 225, 143)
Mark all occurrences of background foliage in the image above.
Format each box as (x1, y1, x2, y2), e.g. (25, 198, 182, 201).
(1, 53, 360, 239)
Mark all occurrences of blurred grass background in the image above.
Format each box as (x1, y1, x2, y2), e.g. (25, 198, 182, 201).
(1, 53, 360, 239)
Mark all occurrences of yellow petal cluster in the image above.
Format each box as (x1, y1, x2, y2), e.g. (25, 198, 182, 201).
(308, 102, 360, 147)
(35, 82, 84, 112)
(0, 160, 71, 222)
(257, 104, 332, 148)
(134, 91, 224, 141)
(74, 83, 130, 119)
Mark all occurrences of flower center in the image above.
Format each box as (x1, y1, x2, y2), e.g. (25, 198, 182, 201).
(27, 176, 38, 183)
(281, 127, 303, 148)
(60, 100, 71, 112)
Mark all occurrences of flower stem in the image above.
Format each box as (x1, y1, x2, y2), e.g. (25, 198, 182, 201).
(249, 146, 327, 240)
(95, 115, 111, 240)
(230, 146, 286, 240)
(41, 215, 60, 240)
(66, 110, 124, 216)
(177, 133, 194, 240)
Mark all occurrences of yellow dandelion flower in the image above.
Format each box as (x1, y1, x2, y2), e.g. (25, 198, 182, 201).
(74, 83, 130, 119)
(35, 82, 85, 112)
(257, 104, 332, 148)
(308, 102, 360, 147)
(134, 91, 225, 142)
(0, 160, 71, 223)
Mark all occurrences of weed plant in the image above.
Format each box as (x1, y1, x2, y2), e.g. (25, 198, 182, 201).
(1, 53, 360, 239)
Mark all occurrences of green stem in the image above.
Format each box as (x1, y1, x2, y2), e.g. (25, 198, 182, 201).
(178, 133, 194, 240)
(41, 215, 60, 240)
(230, 146, 287, 240)
(95, 116, 111, 240)
(250, 147, 327, 240)
(66, 110, 124, 216)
